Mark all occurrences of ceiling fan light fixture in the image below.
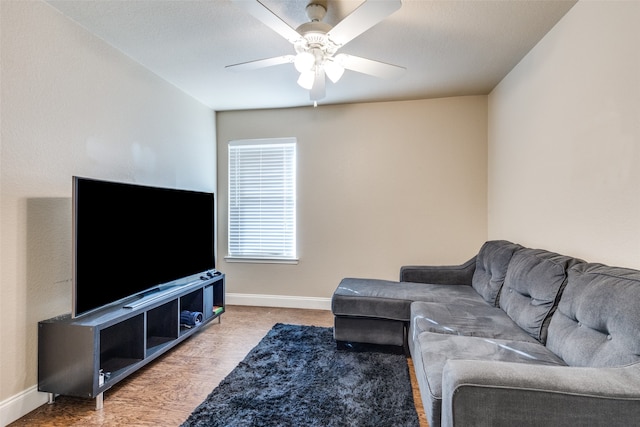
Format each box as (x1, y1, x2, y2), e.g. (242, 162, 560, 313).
(228, 0, 405, 102)
(297, 69, 315, 90)
(294, 51, 315, 72)
(324, 59, 344, 83)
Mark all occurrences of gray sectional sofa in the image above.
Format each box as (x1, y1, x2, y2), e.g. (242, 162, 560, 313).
(331, 240, 640, 426)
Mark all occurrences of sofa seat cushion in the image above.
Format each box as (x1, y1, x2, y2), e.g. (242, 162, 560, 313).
(547, 262, 640, 368)
(409, 301, 539, 344)
(499, 248, 583, 343)
(412, 331, 566, 427)
(332, 277, 486, 321)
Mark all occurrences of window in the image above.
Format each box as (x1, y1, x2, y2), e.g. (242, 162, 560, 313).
(227, 138, 297, 262)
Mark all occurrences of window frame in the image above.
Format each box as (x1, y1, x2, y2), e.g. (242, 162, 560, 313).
(225, 137, 298, 264)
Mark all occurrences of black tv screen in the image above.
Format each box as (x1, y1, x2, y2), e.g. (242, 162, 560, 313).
(73, 176, 215, 317)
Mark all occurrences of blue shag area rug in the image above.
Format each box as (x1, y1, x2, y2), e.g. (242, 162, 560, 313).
(181, 323, 419, 427)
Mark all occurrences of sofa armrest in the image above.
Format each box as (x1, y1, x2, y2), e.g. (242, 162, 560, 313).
(441, 359, 640, 427)
(399, 257, 476, 285)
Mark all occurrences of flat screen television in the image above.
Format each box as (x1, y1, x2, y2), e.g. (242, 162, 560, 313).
(72, 176, 215, 317)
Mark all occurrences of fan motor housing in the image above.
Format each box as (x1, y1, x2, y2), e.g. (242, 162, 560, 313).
(295, 21, 336, 56)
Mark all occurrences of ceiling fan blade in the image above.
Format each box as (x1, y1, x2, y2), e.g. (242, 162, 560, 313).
(310, 68, 326, 101)
(226, 55, 295, 71)
(327, 0, 402, 47)
(336, 54, 405, 79)
(231, 0, 301, 44)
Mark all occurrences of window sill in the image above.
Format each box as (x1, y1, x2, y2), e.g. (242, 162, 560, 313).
(224, 256, 299, 265)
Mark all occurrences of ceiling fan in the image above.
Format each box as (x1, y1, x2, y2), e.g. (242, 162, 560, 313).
(226, 0, 406, 102)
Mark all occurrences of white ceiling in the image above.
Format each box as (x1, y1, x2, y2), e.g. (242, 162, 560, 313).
(45, 0, 577, 111)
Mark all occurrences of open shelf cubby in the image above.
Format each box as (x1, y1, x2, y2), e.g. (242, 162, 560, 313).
(146, 299, 179, 357)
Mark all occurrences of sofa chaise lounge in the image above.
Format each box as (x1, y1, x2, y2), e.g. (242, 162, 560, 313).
(331, 240, 640, 426)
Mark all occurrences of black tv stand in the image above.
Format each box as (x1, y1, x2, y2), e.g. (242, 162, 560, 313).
(38, 273, 225, 410)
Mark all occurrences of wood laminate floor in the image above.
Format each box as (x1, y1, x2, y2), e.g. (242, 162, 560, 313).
(10, 305, 428, 426)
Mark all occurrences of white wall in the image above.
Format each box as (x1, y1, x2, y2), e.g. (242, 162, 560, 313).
(488, 0, 640, 268)
(217, 97, 488, 305)
(0, 1, 216, 423)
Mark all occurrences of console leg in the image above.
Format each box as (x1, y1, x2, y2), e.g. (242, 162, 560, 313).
(95, 392, 103, 410)
(47, 393, 55, 404)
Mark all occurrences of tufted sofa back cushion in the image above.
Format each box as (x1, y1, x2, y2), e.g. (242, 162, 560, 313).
(499, 248, 581, 343)
(547, 263, 640, 367)
(471, 240, 522, 306)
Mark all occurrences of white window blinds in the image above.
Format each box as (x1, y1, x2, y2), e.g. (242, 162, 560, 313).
(228, 138, 297, 260)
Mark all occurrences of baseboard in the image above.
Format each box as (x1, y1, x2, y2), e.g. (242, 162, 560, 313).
(0, 385, 49, 427)
(226, 293, 332, 311)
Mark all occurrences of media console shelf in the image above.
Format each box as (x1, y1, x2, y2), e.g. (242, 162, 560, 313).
(38, 273, 224, 410)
